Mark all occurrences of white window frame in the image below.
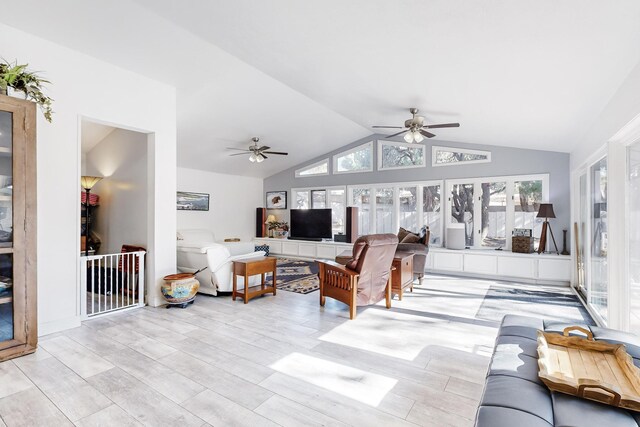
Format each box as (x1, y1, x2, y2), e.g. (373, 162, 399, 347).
(432, 145, 492, 167)
(348, 180, 444, 245)
(377, 140, 427, 171)
(291, 185, 347, 232)
(333, 141, 374, 175)
(294, 158, 329, 178)
(444, 174, 549, 250)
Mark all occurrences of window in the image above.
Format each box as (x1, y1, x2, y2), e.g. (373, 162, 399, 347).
(432, 146, 491, 167)
(481, 182, 507, 247)
(375, 188, 394, 233)
(333, 142, 373, 174)
(350, 187, 371, 236)
(590, 157, 608, 321)
(295, 159, 329, 178)
(399, 187, 418, 231)
(423, 185, 442, 245)
(349, 180, 443, 245)
(446, 174, 548, 250)
(378, 140, 426, 170)
(311, 190, 326, 209)
(292, 186, 345, 236)
(514, 180, 543, 249)
(450, 183, 475, 246)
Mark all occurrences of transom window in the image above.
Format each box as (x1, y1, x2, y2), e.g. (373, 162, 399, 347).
(333, 142, 373, 174)
(378, 140, 426, 171)
(432, 146, 491, 167)
(295, 158, 329, 178)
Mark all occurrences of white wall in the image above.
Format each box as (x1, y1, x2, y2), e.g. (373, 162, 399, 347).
(177, 168, 263, 241)
(572, 61, 640, 169)
(85, 128, 148, 254)
(0, 23, 177, 335)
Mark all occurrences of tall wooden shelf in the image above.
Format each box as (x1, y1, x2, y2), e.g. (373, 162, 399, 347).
(0, 94, 37, 362)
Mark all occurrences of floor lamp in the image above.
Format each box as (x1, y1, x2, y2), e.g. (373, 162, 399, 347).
(81, 176, 102, 256)
(536, 203, 559, 255)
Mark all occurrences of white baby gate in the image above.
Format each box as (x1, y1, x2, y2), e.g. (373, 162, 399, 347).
(80, 251, 146, 318)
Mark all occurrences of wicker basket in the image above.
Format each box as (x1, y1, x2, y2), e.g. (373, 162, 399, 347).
(512, 236, 534, 253)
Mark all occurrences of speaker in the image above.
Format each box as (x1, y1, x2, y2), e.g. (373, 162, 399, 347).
(345, 206, 358, 243)
(256, 207, 267, 238)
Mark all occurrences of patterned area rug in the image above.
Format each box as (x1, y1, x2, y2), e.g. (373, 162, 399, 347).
(265, 258, 319, 294)
(476, 286, 595, 325)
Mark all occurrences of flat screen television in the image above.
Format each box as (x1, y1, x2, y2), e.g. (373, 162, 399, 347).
(289, 209, 332, 241)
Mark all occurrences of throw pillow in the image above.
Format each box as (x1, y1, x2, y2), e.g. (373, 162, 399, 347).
(398, 227, 410, 242)
(401, 233, 421, 244)
(255, 244, 269, 256)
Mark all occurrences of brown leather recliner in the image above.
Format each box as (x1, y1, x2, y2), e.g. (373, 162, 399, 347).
(317, 234, 399, 319)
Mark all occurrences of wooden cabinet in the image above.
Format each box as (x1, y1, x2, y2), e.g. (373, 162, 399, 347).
(0, 95, 37, 362)
(391, 252, 414, 300)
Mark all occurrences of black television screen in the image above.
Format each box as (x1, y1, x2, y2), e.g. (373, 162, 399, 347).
(290, 209, 332, 240)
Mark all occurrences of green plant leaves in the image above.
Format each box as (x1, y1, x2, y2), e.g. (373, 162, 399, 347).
(0, 60, 53, 122)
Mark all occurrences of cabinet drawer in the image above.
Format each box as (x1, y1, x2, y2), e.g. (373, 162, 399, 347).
(433, 252, 463, 271)
(281, 242, 299, 255)
(464, 254, 497, 274)
(316, 245, 336, 260)
(538, 258, 571, 281)
(298, 243, 316, 258)
(497, 257, 535, 278)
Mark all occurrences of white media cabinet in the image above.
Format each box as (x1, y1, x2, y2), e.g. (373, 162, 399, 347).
(253, 238, 572, 286)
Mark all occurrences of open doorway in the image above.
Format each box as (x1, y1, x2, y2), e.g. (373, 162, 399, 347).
(80, 119, 149, 317)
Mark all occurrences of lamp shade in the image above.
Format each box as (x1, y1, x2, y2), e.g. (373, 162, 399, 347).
(536, 203, 556, 219)
(81, 176, 102, 190)
(265, 215, 276, 223)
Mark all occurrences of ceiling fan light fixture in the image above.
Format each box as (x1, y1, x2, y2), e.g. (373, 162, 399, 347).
(249, 153, 257, 162)
(413, 131, 424, 143)
(256, 154, 265, 163)
(403, 132, 414, 143)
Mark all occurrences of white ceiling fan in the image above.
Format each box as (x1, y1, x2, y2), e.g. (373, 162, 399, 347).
(226, 137, 289, 163)
(373, 108, 460, 143)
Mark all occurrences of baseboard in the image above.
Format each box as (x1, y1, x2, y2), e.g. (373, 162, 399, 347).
(38, 316, 81, 337)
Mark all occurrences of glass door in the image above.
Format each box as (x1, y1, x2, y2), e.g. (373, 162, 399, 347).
(590, 157, 608, 321)
(0, 110, 13, 345)
(628, 143, 640, 332)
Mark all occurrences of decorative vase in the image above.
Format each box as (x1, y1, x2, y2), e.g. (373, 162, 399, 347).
(161, 273, 199, 308)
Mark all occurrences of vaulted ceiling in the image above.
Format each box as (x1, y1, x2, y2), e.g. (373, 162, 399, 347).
(2, 1, 640, 177)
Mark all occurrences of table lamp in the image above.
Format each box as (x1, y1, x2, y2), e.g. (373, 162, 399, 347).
(536, 203, 559, 255)
(81, 176, 102, 256)
(265, 215, 276, 238)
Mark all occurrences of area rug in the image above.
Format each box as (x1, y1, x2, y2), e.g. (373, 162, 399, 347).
(265, 258, 319, 294)
(476, 286, 595, 325)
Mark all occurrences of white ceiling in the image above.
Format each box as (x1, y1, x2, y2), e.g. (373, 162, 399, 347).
(3, 1, 640, 178)
(80, 121, 115, 153)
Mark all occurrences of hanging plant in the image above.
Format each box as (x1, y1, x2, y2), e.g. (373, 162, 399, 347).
(0, 60, 53, 122)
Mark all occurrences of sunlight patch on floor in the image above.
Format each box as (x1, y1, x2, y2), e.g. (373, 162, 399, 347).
(317, 308, 446, 361)
(269, 352, 397, 406)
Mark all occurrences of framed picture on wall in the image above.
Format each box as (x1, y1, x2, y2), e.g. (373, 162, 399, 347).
(177, 191, 210, 211)
(266, 191, 287, 209)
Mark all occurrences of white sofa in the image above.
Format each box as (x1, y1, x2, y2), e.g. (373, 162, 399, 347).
(176, 229, 265, 296)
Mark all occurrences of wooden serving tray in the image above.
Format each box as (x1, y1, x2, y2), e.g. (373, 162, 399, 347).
(537, 326, 640, 412)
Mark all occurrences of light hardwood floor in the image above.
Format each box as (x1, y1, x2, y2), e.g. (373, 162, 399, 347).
(0, 275, 569, 426)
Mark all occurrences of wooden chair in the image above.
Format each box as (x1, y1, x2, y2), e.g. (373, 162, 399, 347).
(317, 234, 398, 319)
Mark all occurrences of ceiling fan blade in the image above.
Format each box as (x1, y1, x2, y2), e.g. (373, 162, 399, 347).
(372, 126, 403, 129)
(386, 129, 408, 138)
(424, 123, 460, 129)
(419, 129, 436, 138)
(262, 151, 288, 155)
(257, 146, 270, 151)
(226, 147, 250, 151)
(260, 154, 268, 159)
(230, 152, 250, 156)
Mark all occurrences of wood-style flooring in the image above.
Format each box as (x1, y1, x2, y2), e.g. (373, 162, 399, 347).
(0, 275, 571, 426)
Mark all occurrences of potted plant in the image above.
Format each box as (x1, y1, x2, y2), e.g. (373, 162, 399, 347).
(0, 60, 53, 122)
(267, 220, 289, 238)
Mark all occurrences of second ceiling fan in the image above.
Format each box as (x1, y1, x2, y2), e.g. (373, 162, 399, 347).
(226, 137, 288, 163)
(373, 108, 460, 143)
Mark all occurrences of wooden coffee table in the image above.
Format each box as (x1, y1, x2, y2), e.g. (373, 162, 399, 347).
(232, 257, 277, 304)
